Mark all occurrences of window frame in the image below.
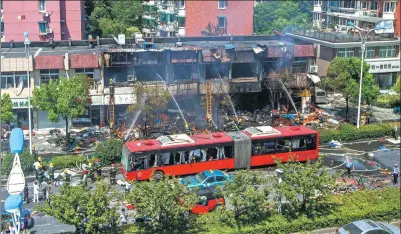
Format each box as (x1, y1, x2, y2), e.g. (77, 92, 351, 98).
(1, 72, 28, 89)
(337, 48, 355, 58)
(38, 22, 47, 34)
(217, 16, 226, 28)
(39, 69, 59, 85)
(383, 1, 396, 12)
(178, 0, 185, 9)
(378, 46, 395, 58)
(215, 175, 227, 182)
(38, 0, 46, 12)
(218, 0, 226, 9)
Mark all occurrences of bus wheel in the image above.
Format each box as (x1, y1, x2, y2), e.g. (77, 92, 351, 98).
(153, 171, 164, 181)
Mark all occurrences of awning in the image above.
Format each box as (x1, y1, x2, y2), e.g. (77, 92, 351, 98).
(251, 44, 264, 54)
(70, 54, 99, 68)
(307, 74, 321, 83)
(35, 55, 64, 69)
(294, 45, 314, 57)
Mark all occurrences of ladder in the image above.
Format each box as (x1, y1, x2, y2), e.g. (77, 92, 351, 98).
(109, 79, 115, 128)
(205, 81, 212, 120)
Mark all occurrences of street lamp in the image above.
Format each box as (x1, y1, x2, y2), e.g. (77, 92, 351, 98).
(24, 32, 32, 154)
(275, 168, 284, 213)
(347, 22, 384, 128)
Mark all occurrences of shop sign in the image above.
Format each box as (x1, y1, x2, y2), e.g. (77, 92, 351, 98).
(367, 60, 400, 74)
(12, 99, 29, 109)
(72, 118, 91, 124)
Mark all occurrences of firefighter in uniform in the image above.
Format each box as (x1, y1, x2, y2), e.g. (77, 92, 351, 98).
(88, 163, 95, 183)
(82, 166, 89, 187)
(63, 170, 71, 186)
(48, 163, 55, 184)
(94, 158, 102, 178)
(37, 166, 45, 188)
(110, 164, 117, 185)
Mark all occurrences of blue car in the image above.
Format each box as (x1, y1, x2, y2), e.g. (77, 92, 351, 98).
(1, 207, 34, 230)
(181, 170, 233, 189)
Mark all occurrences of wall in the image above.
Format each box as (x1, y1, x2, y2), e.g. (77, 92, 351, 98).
(62, 0, 84, 40)
(394, 1, 401, 37)
(185, 1, 254, 36)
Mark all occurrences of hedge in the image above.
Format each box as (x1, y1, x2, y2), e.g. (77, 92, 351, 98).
(375, 95, 401, 108)
(203, 188, 400, 234)
(49, 155, 88, 170)
(0, 151, 35, 176)
(319, 123, 398, 144)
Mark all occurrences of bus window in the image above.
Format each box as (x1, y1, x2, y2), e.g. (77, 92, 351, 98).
(224, 146, 233, 158)
(160, 152, 174, 166)
(149, 154, 157, 167)
(207, 148, 218, 161)
(132, 157, 147, 171)
(174, 152, 181, 164)
(262, 139, 276, 154)
(252, 142, 262, 156)
(217, 147, 225, 160)
(276, 138, 291, 153)
(291, 137, 306, 152)
(305, 135, 317, 150)
(191, 149, 207, 162)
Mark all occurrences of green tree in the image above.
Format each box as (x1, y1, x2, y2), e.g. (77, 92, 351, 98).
(1, 93, 14, 123)
(273, 155, 337, 217)
(39, 182, 119, 233)
(215, 170, 270, 231)
(126, 177, 197, 234)
(254, 1, 312, 35)
(32, 75, 90, 140)
(392, 75, 400, 94)
(87, 0, 142, 37)
(128, 85, 171, 138)
(323, 57, 380, 120)
(0, 151, 35, 175)
(95, 139, 123, 165)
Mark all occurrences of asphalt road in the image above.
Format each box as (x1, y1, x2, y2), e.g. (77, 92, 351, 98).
(1, 138, 399, 234)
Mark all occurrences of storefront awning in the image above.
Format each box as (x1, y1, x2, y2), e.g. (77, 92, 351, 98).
(70, 54, 99, 68)
(35, 55, 64, 69)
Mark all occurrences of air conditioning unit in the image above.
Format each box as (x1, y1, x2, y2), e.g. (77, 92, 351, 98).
(46, 28, 53, 33)
(309, 65, 318, 74)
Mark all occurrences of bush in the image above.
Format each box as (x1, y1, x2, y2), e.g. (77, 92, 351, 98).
(319, 123, 397, 144)
(1, 150, 35, 176)
(50, 155, 88, 170)
(202, 188, 400, 234)
(95, 139, 123, 165)
(375, 95, 401, 108)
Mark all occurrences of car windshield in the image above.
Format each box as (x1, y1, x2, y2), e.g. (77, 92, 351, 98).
(196, 172, 208, 182)
(342, 223, 363, 234)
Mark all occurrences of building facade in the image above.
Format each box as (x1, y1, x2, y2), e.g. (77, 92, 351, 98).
(1, 0, 85, 42)
(1, 34, 316, 130)
(142, 0, 254, 37)
(312, 0, 400, 37)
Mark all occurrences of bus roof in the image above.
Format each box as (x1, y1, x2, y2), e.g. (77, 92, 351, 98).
(125, 131, 234, 153)
(242, 125, 317, 140)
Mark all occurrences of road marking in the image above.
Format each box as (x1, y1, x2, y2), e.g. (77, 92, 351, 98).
(34, 224, 51, 227)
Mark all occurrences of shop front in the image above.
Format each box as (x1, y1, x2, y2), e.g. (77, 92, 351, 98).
(10, 98, 32, 130)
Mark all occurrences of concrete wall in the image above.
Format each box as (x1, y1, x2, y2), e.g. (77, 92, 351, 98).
(185, 0, 254, 36)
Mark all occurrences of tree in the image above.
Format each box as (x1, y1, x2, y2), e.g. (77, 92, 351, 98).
(392, 75, 400, 94)
(1, 93, 14, 123)
(0, 151, 35, 175)
(272, 155, 337, 218)
(126, 177, 197, 234)
(32, 75, 90, 140)
(39, 182, 119, 233)
(323, 57, 380, 120)
(87, 0, 142, 37)
(215, 170, 270, 231)
(95, 139, 123, 165)
(128, 85, 171, 138)
(254, 1, 312, 35)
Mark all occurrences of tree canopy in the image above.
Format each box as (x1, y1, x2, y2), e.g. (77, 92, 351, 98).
(392, 75, 400, 94)
(1, 93, 14, 123)
(32, 75, 90, 138)
(322, 57, 380, 120)
(39, 182, 119, 233)
(86, 0, 142, 37)
(126, 177, 197, 234)
(254, 1, 312, 35)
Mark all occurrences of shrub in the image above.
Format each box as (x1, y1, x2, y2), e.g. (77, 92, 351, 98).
(375, 95, 401, 108)
(319, 123, 397, 144)
(95, 139, 123, 165)
(50, 155, 88, 170)
(201, 188, 400, 234)
(1, 150, 35, 176)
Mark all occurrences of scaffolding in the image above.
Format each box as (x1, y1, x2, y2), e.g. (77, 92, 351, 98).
(109, 79, 115, 128)
(205, 81, 213, 121)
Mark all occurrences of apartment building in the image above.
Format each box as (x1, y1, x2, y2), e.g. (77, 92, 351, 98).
(1, 0, 85, 42)
(142, 0, 254, 37)
(1, 34, 316, 130)
(312, 0, 400, 37)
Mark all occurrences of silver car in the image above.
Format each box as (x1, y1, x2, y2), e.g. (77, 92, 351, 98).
(337, 220, 400, 234)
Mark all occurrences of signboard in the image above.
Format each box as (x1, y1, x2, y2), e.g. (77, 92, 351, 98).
(11, 99, 29, 109)
(104, 94, 136, 105)
(368, 60, 400, 74)
(72, 118, 91, 124)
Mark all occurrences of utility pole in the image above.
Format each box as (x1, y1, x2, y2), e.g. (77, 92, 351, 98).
(0, 31, 3, 227)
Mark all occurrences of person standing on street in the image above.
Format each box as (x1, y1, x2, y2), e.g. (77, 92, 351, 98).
(46, 186, 52, 204)
(41, 182, 47, 202)
(393, 164, 399, 184)
(110, 164, 117, 185)
(94, 158, 102, 178)
(37, 167, 45, 188)
(393, 123, 398, 140)
(120, 208, 127, 225)
(22, 214, 30, 234)
(33, 181, 39, 203)
(23, 183, 29, 204)
(48, 163, 55, 184)
(344, 157, 354, 178)
(33, 160, 41, 180)
(63, 170, 71, 186)
(88, 163, 95, 183)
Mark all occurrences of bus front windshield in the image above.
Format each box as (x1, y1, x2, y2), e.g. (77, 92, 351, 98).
(121, 145, 131, 172)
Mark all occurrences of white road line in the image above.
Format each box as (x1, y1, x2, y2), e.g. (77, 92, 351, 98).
(33, 224, 51, 227)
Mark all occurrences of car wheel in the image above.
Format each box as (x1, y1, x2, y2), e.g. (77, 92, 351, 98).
(153, 171, 164, 181)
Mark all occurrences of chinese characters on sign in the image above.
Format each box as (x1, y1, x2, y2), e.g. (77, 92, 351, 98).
(369, 61, 400, 73)
(12, 100, 29, 108)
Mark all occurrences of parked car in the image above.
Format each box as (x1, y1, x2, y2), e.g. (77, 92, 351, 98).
(181, 170, 233, 189)
(191, 188, 225, 214)
(1, 207, 34, 230)
(337, 219, 400, 234)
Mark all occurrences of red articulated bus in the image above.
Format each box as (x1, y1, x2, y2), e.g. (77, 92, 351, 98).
(121, 125, 319, 181)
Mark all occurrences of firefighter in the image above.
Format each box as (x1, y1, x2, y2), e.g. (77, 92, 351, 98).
(94, 158, 102, 178)
(63, 170, 71, 186)
(393, 123, 398, 140)
(110, 164, 117, 185)
(37, 167, 45, 188)
(88, 163, 95, 183)
(48, 163, 55, 184)
(33, 157, 42, 180)
(82, 165, 89, 186)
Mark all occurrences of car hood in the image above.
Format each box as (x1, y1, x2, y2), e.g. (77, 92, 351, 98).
(181, 176, 201, 188)
(378, 222, 401, 234)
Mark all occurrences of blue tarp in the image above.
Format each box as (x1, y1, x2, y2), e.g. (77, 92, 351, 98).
(4, 194, 23, 211)
(9, 128, 24, 154)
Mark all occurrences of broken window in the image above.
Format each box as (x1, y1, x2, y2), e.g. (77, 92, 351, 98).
(292, 58, 308, 73)
(232, 63, 256, 78)
(224, 146, 233, 158)
(205, 64, 229, 79)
